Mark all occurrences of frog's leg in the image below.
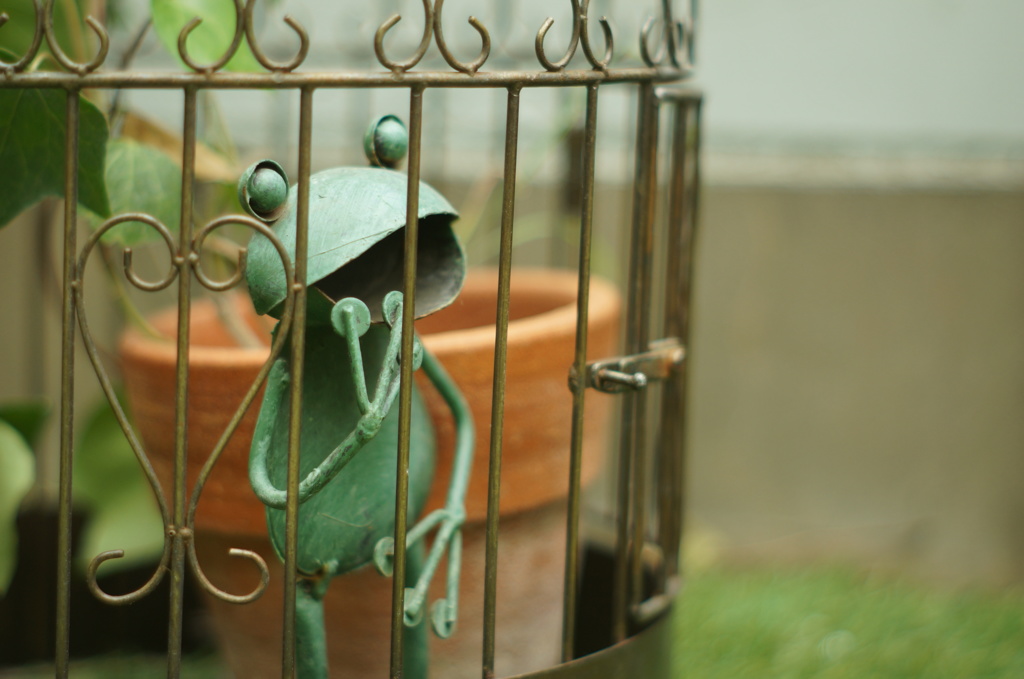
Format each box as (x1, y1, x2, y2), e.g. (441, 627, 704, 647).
(296, 575, 330, 679)
(402, 541, 429, 679)
(375, 348, 474, 638)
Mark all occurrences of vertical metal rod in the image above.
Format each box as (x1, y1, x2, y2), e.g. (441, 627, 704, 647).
(167, 85, 199, 679)
(674, 97, 702, 553)
(283, 86, 314, 679)
(560, 82, 599, 663)
(629, 85, 661, 622)
(481, 84, 521, 679)
(55, 87, 80, 679)
(612, 82, 658, 642)
(657, 97, 692, 586)
(390, 83, 424, 679)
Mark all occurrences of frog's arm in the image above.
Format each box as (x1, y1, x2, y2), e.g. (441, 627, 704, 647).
(374, 347, 474, 638)
(249, 293, 418, 509)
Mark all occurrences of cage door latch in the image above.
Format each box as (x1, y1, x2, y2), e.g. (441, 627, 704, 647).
(570, 338, 685, 394)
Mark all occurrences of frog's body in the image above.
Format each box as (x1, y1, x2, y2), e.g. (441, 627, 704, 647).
(257, 324, 435, 577)
(240, 118, 473, 679)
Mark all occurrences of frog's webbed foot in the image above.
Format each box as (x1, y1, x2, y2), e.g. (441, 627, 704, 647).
(373, 507, 465, 639)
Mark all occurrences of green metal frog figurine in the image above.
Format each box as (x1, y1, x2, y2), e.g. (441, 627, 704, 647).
(239, 116, 473, 678)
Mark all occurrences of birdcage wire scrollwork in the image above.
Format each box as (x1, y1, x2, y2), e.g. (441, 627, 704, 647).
(72, 212, 298, 606)
(2, 0, 701, 677)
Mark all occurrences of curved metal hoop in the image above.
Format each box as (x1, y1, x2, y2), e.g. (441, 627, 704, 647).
(0, 0, 44, 74)
(191, 216, 255, 292)
(185, 216, 295, 603)
(177, 0, 245, 73)
(433, 0, 490, 75)
(579, 0, 614, 71)
(86, 542, 173, 605)
(535, 0, 582, 72)
(76, 216, 181, 604)
(374, 0, 434, 73)
(43, 1, 109, 75)
(187, 544, 270, 604)
(243, 0, 309, 72)
(535, 0, 612, 72)
(640, 0, 690, 69)
(100, 214, 181, 292)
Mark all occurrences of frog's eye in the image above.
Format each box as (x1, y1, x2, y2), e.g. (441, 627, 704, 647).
(238, 159, 289, 222)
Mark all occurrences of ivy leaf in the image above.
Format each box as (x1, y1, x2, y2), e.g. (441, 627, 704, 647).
(0, 421, 36, 594)
(0, 87, 110, 228)
(151, 0, 261, 72)
(84, 139, 182, 245)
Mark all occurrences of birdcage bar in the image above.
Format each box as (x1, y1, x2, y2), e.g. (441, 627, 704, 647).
(655, 90, 702, 602)
(389, 83, 426, 679)
(482, 83, 523, 679)
(55, 87, 81, 679)
(561, 80, 601, 662)
(279, 84, 316, 679)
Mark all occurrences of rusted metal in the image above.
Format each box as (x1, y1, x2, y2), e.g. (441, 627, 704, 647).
(571, 339, 686, 395)
(4, 1, 703, 677)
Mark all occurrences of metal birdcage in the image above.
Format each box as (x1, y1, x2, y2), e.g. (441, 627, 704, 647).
(0, 0, 701, 677)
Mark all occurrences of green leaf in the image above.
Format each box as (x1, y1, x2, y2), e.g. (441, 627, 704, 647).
(0, 400, 49, 450)
(151, 0, 261, 72)
(84, 139, 183, 245)
(0, 87, 110, 228)
(0, 421, 36, 594)
(73, 396, 163, 574)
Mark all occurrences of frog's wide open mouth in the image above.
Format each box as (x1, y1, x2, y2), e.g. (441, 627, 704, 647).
(311, 215, 466, 323)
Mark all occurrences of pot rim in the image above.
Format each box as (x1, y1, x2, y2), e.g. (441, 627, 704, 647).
(119, 267, 621, 366)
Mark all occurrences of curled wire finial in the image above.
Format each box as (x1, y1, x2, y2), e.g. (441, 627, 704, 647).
(640, 0, 691, 69)
(91, 214, 181, 292)
(86, 543, 172, 605)
(579, 0, 614, 71)
(187, 544, 270, 604)
(535, 0, 582, 72)
(243, 0, 309, 72)
(433, 0, 490, 75)
(374, 0, 434, 73)
(42, 2, 109, 74)
(191, 216, 255, 292)
(0, 0, 44, 74)
(177, 0, 245, 74)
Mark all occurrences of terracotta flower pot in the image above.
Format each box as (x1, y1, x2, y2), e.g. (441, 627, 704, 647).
(120, 268, 621, 677)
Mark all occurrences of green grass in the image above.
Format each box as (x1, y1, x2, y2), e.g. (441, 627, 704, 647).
(5, 566, 1023, 677)
(674, 566, 1024, 678)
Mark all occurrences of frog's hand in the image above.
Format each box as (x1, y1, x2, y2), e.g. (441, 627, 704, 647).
(248, 295, 416, 510)
(374, 348, 474, 639)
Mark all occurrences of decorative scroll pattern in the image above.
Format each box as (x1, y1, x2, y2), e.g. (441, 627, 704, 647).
(535, 0, 614, 72)
(0, 0, 701, 77)
(375, 0, 492, 74)
(640, 0, 695, 70)
(0, 0, 309, 75)
(74, 213, 297, 605)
